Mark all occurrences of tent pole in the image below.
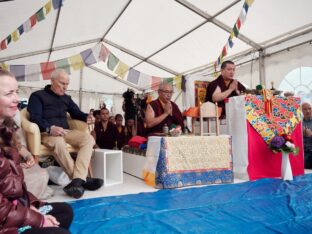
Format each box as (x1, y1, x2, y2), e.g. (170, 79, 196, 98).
(259, 49, 266, 86)
(79, 68, 83, 108)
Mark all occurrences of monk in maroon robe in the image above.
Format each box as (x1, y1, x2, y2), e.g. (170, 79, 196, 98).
(92, 108, 118, 149)
(145, 82, 184, 135)
(115, 114, 126, 149)
(205, 60, 246, 117)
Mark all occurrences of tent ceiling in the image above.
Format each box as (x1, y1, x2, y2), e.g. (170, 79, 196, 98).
(1, 0, 312, 78)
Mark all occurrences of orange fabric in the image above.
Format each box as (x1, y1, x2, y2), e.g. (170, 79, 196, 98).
(183, 107, 200, 117)
(143, 171, 156, 187)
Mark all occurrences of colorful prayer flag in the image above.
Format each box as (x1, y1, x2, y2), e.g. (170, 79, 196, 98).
(91, 43, 102, 62)
(12, 30, 19, 42)
(69, 54, 84, 71)
(0, 63, 9, 71)
(52, 0, 64, 9)
(10, 65, 25, 82)
(239, 8, 247, 24)
(127, 68, 140, 85)
(45, 0, 52, 15)
(228, 37, 234, 48)
(245, 0, 254, 7)
(25, 64, 41, 81)
(151, 76, 161, 91)
(80, 48, 97, 66)
(174, 76, 182, 91)
(107, 53, 119, 71)
(138, 73, 151, 90)
(98, 44, 109, 62)
(6, 35, 12, 45)
(230, 31, 235, 39)
(236, 18, 241, 30)
(222, 46, 227, 57)
(29, 15, 37, 27)
(55, 58, 71, 74)
(18, 25, 24, 36)
(36, 8, 45, 22)
(114, 61, 129, 79)
(0, 40, 7, 50)
(233, 25, 239, 37)
(40, 62, 56, 80)
(243, 2, 249, 13)
(23, 19, 32, 32)
(165, 77, 173, 85)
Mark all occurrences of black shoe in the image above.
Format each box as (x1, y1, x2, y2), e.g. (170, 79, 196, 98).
(83, 177, 104, 191)
(63, 179, 85, 199)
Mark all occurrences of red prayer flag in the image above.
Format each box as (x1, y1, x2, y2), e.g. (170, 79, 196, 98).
(0, 40, 7, 50)
(40, 62, 55, 80)
(30, 15, 37, 27)
(236, 18, 241, 30)
(151, 76, 161, 91)
(222, 46, 227, 57)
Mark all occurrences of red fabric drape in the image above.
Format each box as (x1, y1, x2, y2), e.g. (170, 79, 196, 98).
(247, 122, 304, 180)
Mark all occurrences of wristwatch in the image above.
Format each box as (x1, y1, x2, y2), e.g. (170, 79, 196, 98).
(46, 126, 51, 134)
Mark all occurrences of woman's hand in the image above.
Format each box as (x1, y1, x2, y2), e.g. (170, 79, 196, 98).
(20, 155, 35, 168)
(42, 215, 60, 227)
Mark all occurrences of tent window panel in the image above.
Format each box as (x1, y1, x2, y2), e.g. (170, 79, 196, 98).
(279, 67, 312, 103)
(301, 67, 312, 85)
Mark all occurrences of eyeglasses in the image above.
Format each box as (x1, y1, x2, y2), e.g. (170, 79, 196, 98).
(159, 90, 174, 94)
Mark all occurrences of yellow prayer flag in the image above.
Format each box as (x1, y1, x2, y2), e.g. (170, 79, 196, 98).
(114, 61, 129, 79)
(44, 0, 52, 15)
(69, 54, 85, 70)
(230, 31, 235, 39)
(0, 63, 9, 71)
(245, 0, 254, 7)
(12, 30, 19, 42)
(174, 75, 182, 91)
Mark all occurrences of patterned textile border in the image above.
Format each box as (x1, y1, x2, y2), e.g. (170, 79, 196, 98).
(245, 95, 301, 144)
(155, 137, 233, 189)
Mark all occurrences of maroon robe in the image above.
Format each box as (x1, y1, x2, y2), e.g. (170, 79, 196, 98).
(147, 99, 184, 135)
(94, 121, 118, 149)
(205, 75, 246, 117)
(124, 126, 134, 145)
(116, 126, 126, 149)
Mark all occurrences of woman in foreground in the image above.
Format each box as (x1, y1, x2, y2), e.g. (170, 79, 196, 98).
(0, 69, 73, 234)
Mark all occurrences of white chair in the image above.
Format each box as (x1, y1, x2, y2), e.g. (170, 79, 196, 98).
(200, 102, 220, 136)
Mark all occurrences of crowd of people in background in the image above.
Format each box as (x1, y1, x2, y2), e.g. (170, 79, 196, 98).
(90, 107, 140, 150)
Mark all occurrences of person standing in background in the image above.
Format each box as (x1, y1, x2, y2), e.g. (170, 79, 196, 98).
(302, 102, 312, 169)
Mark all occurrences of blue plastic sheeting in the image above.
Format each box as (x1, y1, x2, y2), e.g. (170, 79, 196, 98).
(70, 174, 312, 233)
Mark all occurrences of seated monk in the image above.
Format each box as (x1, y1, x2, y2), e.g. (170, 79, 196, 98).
(145, 82, 184, 135)
(115, 114, 126, 149)
(205, 60, 246, 118)
(92, 108, 118, 150)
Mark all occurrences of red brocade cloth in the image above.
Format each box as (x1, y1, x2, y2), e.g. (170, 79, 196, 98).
(247, 122, 304, 180)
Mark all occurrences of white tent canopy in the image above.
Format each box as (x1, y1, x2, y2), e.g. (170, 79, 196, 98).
(1, 0, 312, 112)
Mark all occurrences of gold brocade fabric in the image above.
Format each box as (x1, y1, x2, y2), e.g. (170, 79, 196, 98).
(165, 136, 232, 172)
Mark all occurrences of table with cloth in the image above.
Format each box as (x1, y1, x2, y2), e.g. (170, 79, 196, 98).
(226, 95, 304, 180)
(143, 135, 233, 189)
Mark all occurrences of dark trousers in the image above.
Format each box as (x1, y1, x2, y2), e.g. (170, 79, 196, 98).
(24, 202, 73, 234)
(304, 150, 312, 169)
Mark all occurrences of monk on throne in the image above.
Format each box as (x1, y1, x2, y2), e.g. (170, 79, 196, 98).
(205, 60, 246, 118)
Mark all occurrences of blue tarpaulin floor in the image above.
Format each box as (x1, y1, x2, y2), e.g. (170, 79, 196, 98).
(70, 174, 312, 233)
